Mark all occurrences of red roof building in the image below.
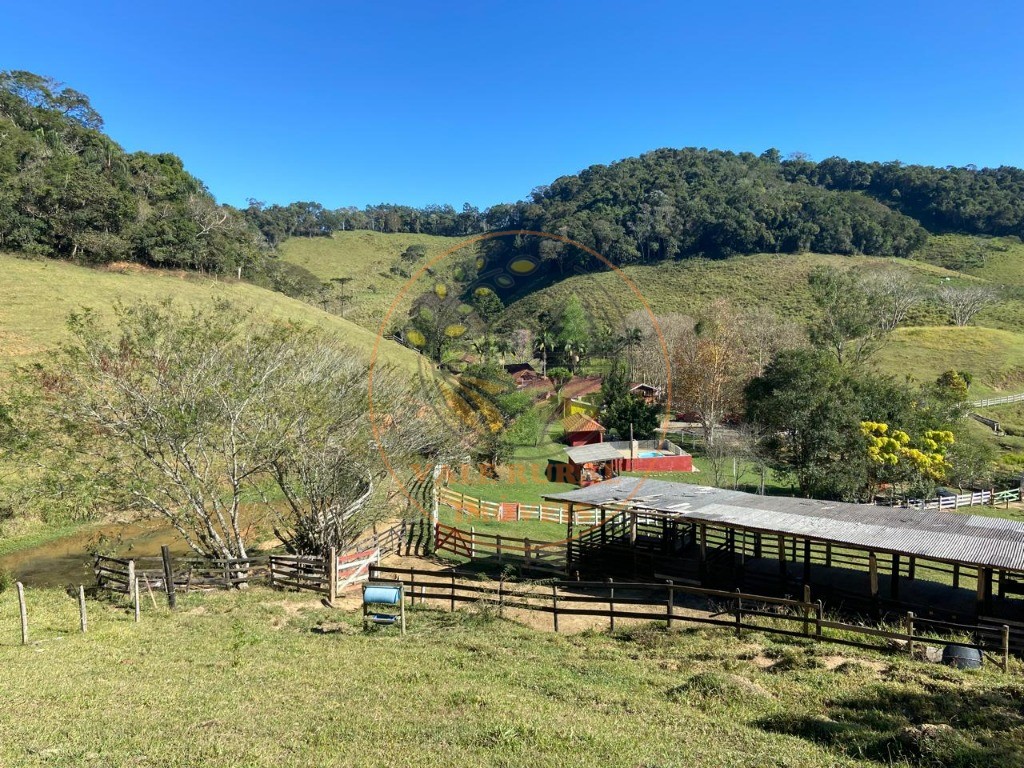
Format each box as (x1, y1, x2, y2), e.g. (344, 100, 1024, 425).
(561, 413, 606, 447)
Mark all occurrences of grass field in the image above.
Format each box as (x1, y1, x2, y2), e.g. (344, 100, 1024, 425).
(873, 326, 1024, 396)
(502, 251, 977, 332)
(0, 585, 1020, 768)
(279, 230, 476, 331)
(0, 253, 422, 372)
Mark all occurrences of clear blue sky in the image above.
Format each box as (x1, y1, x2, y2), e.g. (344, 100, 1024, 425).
(4, 1, 1022, 210)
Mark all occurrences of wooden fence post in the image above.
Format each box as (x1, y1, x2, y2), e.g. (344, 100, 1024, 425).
(552, 585, 559, 632)
(328, 547, 338, 606)
(16, 582, 27, 645)
(524, 538, 531, 569)
(666, 580, 674, 630)
(450, 575, 456, 612)
(133, 577, 141, 623)
(496, 535, 503, 564)
(1002, 625, 1010, 673)
(815, 600, 823, 639)
(78, 585, 87, 633)
(802, 584, 812, 636)
(905, 612, 915, 657)
(607, 577, 615, 633)
(735, 589, 742, 638)
(127, 560, 136, 604)
(161, 545, 176, 609)
(469, 527, 476, 560)
(498, 577, 505, 618)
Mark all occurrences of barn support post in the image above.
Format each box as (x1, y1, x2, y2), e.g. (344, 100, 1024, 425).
(825, 542, 832, 568)
(753, 532, 762, 559)
(802, 538, 811, 588)
(629, 512, 637, 547)
(953, 563, 961, 589)
(778, 535, 787, 581)
(976, 567, 986, 617)
(890, 553, 900, 600)
(868, 552, 879, 617)
(908, 556, 916, 581)
(698, 524, 708, 585)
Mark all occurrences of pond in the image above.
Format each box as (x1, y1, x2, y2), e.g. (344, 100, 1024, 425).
(0, 517, 192, 588)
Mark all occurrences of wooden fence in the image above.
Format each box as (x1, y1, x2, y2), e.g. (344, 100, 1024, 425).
(94, 554, 257, 594)
(439, 487, 596, 525)
(371, 564, 1014, 671)
(434, 521, 568, 574)
(972, 392, 1024, 408)
(878, 486, 1022, 511)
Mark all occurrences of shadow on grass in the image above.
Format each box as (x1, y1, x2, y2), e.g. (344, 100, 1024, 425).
(758, 679, 1024, 767)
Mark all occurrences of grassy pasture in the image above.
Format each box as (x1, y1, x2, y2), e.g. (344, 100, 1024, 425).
(0, 253, 422, 372)
(279, 230, 477, 331)
(1, 585, 1021, 768)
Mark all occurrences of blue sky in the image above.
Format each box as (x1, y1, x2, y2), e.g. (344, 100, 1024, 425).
(4, 1, 1022, 209)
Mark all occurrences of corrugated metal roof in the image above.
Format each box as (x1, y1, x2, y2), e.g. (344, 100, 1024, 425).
(544, 477, 1024, 572)
(565, 443, 622, 464)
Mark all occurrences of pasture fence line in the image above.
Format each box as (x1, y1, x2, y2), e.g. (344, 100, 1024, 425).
(370, 564, 1014, 671)
(881, 486, 1022, 511)
(972, 392, 1024, 409)
(439, 487, 597, 525)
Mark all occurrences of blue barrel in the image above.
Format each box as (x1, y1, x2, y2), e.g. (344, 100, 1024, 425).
(364, 585, 402, 605)
(941, 644, 982, 669)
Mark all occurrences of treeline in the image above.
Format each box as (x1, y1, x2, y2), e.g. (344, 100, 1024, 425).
(0, 71, 263, 274)
(481, 150, 922, 269)
(6, 69, 1024, 279)
(243, 200, 489, 246)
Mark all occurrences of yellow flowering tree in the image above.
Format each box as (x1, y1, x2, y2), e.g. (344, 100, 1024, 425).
(861, 421, 955, 499)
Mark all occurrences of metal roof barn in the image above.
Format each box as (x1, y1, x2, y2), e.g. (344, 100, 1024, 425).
(544, 477, 1024, 573)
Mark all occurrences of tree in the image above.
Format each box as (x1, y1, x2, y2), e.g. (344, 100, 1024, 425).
(546, 366, 573, 395)
(27, 301, 456, 567)
(807, 266, 884, 367)
(672, 302, 752, 449)
(600, 365, 660, 440)
(745, 349, 866, 499)
(862, 271, 924, 331)
(938, 285, 998, 326)
(556, 295, 591, 372)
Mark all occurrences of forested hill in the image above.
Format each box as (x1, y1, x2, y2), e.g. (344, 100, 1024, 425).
(479, 148, 1024, 270)
(0, 71, 261, 273)
(5, 69, 1024, 280)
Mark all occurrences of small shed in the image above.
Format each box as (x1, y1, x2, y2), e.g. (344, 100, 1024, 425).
(564, 442, 622, 486)
(561, 413, 606, 447)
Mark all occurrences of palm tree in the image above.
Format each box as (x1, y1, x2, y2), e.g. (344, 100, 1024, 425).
(534, 331, 555, 377)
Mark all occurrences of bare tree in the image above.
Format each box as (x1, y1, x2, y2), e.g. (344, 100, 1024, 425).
(938, 284, 998, 326)
(738, 306, 805, 376)
(671, 301, 754, 449)
(30, 300, 459, 569)
(863, 271, 925, 332)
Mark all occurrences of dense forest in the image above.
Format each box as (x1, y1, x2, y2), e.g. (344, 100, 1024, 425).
(4, 70, 1024, 278)
(0, 71, 262, 274)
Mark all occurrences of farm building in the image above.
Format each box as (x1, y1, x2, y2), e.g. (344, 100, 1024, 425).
(561, 413, 606, 447)
(629, 382, 662, 404)
(561, 439, 693, 486)
(544, 477, 1024, 628)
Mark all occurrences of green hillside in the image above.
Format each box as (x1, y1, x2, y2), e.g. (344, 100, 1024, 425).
(503, 251, 977, 330)
(0, 253, 422, 372)
(279, 230, 476, 331)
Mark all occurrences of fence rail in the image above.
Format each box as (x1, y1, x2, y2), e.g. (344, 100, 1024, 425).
(439, 487, 597, 525)
(878, 485, 1022, 511)
(434, 522, 568, 573)
(370, 565, 1013, 670)
(972, 392, 1024, 408)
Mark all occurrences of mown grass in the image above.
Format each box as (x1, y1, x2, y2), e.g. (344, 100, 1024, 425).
(0, 586, 1021, 767)
(0, 253, 422, 372)
(279, 230, 476, 331)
